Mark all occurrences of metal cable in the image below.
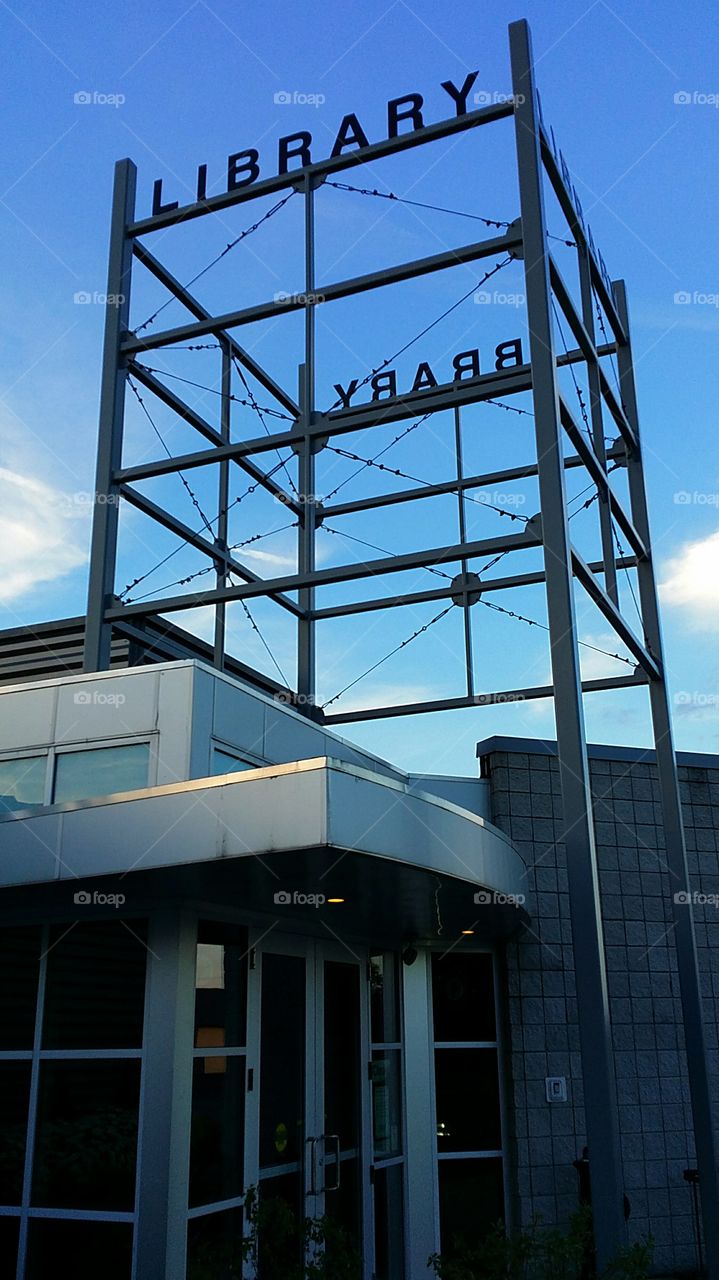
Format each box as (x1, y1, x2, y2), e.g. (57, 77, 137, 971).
(321, 604, 455, 709)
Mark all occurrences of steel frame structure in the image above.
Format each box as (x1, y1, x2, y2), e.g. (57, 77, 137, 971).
(82, 18, 719, 1274)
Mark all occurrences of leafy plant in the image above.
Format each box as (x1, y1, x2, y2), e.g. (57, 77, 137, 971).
(429, 1208, 652, 1280)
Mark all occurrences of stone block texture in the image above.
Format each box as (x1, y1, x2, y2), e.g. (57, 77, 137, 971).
(486, 746, 718, 1276)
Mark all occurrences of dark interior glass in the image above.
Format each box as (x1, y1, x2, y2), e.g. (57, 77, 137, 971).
(324, 960, 361, 1249)
(0, 1063, 31, 1203)
(0, 925, 41, 1048)
(0, 1215, 19, 1274)
(431, 953, 496, 1042)
(187, 1205, 244, 1280)
(25, 1219, 133, 1280)
(259, 954, 305, 1172)
(195, 923, 248, 1049)
(434, 1049, 501, 1152)
(374, 1162, 404, 1280)
(370, 952, 400, 1044)
(43, 920, 147, 1049)
(32, 1060, 141, 1210)
(438, 1157, 505, 1255)
(189, 1055, 246, 1208)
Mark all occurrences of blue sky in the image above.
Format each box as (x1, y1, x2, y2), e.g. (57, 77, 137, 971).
(1, 0, 717, 775)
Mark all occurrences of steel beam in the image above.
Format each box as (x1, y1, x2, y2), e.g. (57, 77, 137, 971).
(128, 99, 515, 237)
(615, 279, 719, 1278)
(538, 128, 627, 346)
(322, 671, 646, 724)
(570, 546, 659, 678)
(311, 555, 639, 620)
(106, 527, 539, 621)
(132, 240, 299, 414)
(83, 158, 137, 672)
(118, 484, 303, 617)
(122, 228, 521, 355)
(511, 20, 625, 1267)
(128, 360, 300, 511)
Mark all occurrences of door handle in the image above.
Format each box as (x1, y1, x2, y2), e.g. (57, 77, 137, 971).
(324, 1134, 341, 1192)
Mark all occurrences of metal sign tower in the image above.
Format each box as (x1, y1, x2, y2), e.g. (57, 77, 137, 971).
(82, 19, 719, 1274)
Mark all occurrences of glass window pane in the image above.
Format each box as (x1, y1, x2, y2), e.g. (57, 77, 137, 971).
(43, 920, 147, 1049)
(259, 954, 305, 1173)
(189, 1056, 246, 1208)
(0, 1064, 31, 1204)
(212, 748, 256, 775)
(438, 1157, 505, 1256)
(435, 1049, 501, 1153)
(0, 925, 41, 1048)
(370, 952, 400, 1044)
(32, 1060, 141, 1210)
(372, 1050, 402, 1159)
(374, 1163, 404, 1280)
(431, 953, 496, 1042)
(53, 743, 149, 804)
(0, 1216, 19, 1274)
(195, 923, 248, 1049)
(187, 1205, 244, 1280)
(0, 754, 46, 812)
(25, 1219, 133, 1280)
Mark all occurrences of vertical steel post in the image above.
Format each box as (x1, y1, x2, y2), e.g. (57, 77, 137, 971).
(297, 175, 317, 704)
(615, 278, 719, 1277)
(83, 158, 137, 672)
(577, 250, 619, 605)
(454, 406, 475, 697)
(214, 339, 231, 669)
(509, 19, 625, 1266)
(133, 911, 196, 1280)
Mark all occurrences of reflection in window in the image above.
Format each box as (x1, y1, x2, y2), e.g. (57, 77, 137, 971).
(32, 1060, 141, 1210)
(211, 748, 256, 775)
(53, 743, 149, 804)
(0, 925, 41, 1049)
(374, 1163, 404, 1280)
(43, 921, 147, 1050)
(371, 1050, 402, 1159)
(195, 924, 248, 1049)
(0, 754, 46, 812)
(25, 1219, 133, 1280)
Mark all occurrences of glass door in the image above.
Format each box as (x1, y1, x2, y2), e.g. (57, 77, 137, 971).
(251, 936, 371, 1278)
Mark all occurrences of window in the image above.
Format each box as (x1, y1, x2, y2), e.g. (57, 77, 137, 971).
(0, 754, 46, 812)
(53, 743, 150, 803)
(211, 747, 257, 775)
(431, 953, 504, 1257)
(0, 920, 148, 1276)
(190, 925, 249, 1217)
(370, 952, 405, 1280)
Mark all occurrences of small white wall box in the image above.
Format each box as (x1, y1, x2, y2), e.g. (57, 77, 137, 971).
(546, 1076, 568, 1103)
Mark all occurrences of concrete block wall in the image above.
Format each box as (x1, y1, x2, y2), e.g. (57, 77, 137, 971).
(483, 744, 719, 1275)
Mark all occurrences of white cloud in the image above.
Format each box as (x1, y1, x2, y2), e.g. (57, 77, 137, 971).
(0, 467, 87, 604)
(659, 530, 719, 627)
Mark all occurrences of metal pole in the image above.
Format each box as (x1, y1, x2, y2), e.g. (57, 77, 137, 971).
(576, 247, 619, 605)
(297, 175, 317, 705)
(509, 19, 625, 1267)
(454, 406, 475, 697)
(214, 339, 231, 669)
(83, 158, 136, 672)
(615, 279, 719, 1278)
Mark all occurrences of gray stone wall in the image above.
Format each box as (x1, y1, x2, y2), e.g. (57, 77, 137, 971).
(486, 746, 719, 1276)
